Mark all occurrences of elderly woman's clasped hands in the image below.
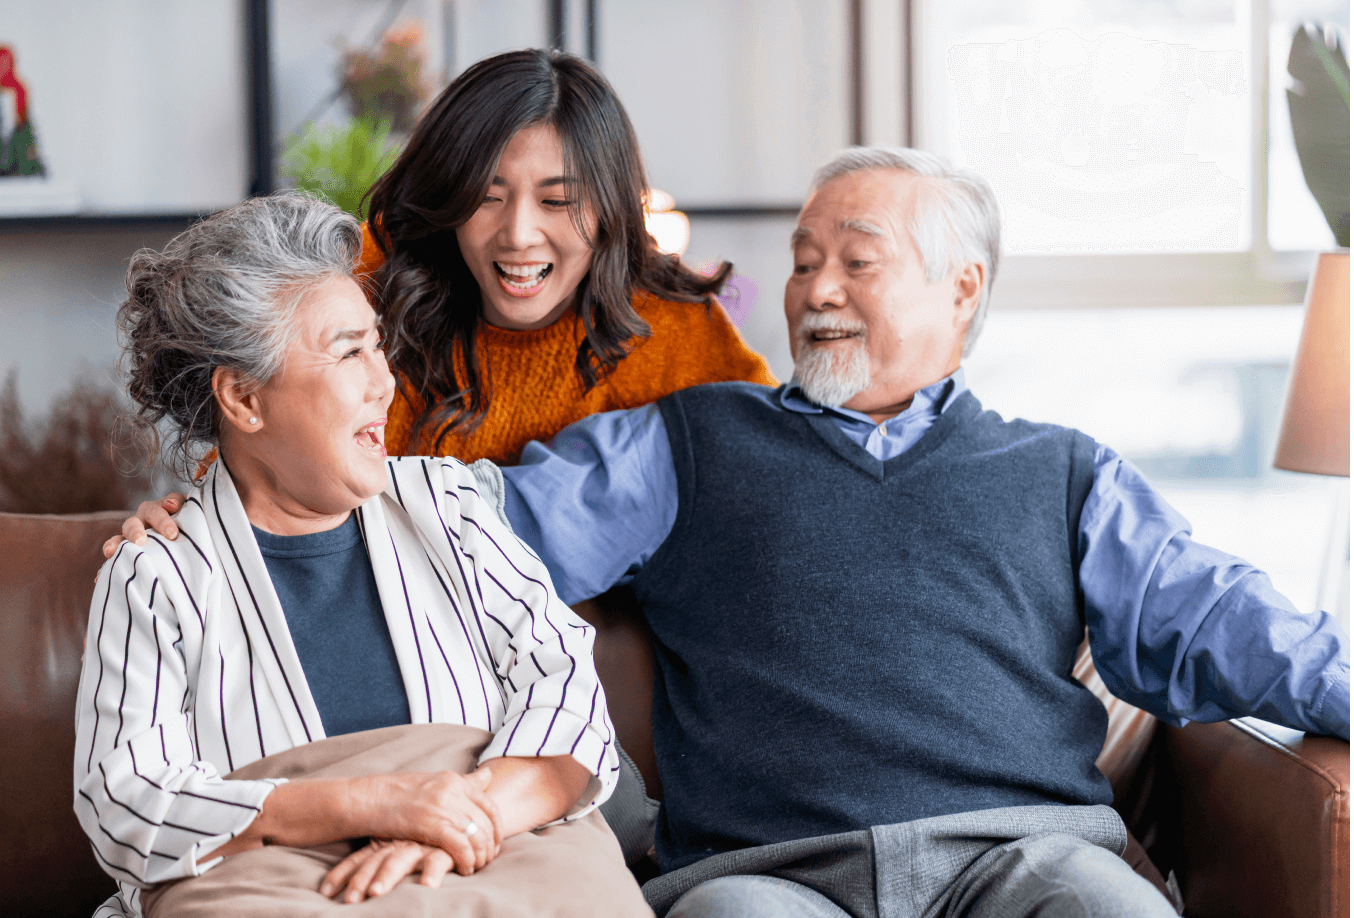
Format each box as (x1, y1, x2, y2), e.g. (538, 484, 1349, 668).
(320, 767, 504, 900)
(203, 763, 506, 903)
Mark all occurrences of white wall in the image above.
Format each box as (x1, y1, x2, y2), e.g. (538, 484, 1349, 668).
(599, 0, 850, 207)
(0, 222, 183, 415)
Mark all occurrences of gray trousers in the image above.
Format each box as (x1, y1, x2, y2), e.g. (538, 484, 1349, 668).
(650, 805, 1177, 918)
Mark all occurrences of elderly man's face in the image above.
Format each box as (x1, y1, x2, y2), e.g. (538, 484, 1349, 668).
(784, 169, 980, 421)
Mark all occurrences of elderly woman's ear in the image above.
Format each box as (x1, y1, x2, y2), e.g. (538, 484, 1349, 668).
(212, 366, 265, 434)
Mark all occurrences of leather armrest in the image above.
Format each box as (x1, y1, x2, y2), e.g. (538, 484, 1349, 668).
(1162, 718, 1349, 918)
(0, 510, 126, 917)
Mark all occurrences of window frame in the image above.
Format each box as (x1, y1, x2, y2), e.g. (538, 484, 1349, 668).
(905, 0, 1321, 311)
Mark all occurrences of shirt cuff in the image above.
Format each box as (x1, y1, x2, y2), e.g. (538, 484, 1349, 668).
(477, 709, 618, 818)
(467, 459, 511, 531)
(1315, 664, 1351, 740)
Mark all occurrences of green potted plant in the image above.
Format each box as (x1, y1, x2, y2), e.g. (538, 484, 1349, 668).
(278, 21, 432, 219)
(279, 116, 401, 219)
(1286, 22, 1349, 248)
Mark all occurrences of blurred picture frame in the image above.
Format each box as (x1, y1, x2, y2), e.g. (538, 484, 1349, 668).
(0, 0, 267, 219)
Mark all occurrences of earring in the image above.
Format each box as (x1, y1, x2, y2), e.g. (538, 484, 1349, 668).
(249, 417, 258, 425)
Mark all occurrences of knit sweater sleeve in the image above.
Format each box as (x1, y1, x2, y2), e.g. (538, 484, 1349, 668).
(624, 292, 779, 394)
(697, 299, 778, 387)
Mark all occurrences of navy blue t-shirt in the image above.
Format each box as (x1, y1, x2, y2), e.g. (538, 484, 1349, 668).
(253, 514, 412, 736)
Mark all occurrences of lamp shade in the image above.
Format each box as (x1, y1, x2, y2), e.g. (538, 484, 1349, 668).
(1274, 251, 1350, 476)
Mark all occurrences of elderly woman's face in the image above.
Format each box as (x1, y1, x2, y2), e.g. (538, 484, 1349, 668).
(251, 276, 395, 521)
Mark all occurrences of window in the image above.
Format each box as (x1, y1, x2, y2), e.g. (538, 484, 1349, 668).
(963, 305, 1341, 622)
(913, 0, 1347, 307)
(915, 0, 1349, 625)
(921, 2, 1253, 254)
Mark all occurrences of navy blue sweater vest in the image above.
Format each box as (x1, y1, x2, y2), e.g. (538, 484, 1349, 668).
(631, 383, 1110, 871)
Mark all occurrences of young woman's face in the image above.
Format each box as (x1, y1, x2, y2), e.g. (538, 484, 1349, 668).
(455, 123, 599, 330)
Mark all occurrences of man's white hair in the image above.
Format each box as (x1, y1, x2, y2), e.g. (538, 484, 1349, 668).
(810, 147, 1001, 356)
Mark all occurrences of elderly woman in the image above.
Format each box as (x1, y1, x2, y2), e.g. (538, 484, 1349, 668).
(75, 194, 644, 918)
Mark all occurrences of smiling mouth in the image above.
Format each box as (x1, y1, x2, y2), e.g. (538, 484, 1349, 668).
(355, 422, 387, 456)
(494, 262, 553, 292)
(810, 330, 861, 341)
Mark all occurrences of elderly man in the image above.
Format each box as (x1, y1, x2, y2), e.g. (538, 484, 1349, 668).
(494, 148, 1349, 918)
(122, 148, 1350, 917)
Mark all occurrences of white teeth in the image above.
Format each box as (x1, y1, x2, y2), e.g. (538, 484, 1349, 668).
(495, 262, 551, 288)
(497, 262, 549, 277)
(356, 423, 385, 449)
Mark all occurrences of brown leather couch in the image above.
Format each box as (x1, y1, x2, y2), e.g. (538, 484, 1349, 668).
(2, 510, 1347, 918)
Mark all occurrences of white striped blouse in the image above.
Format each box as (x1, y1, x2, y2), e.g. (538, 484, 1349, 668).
(74, 456, 617, 918)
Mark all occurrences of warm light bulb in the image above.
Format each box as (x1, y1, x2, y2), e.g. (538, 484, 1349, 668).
(645, 188, 676, 213)
(644, 188, 689, 256)
(646, 211, 690, 256)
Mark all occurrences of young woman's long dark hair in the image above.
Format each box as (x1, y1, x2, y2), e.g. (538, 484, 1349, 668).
(366, 48, 732, 451)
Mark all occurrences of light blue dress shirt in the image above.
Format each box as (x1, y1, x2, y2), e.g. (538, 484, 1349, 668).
(501, 371, 1351, 739)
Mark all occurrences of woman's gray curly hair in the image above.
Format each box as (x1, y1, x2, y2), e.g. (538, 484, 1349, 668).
(118, 192, 362, 479)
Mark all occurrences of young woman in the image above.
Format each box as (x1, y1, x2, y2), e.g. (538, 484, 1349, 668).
(364, 47, 775, 465)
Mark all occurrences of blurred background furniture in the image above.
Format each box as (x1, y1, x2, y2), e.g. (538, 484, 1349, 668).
(1, 510, 1347, 918)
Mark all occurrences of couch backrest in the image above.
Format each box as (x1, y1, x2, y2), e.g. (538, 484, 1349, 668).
(0, 511, 124, 918)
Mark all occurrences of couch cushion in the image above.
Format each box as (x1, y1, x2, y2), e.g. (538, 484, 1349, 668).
(0, 511, 125, 918)
(571, 588, 662, 798)
(1073, 637, 1160, 801)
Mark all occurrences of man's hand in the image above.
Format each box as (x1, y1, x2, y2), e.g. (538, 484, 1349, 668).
(102, 493, 186, 558)
(320, 839, 457, 903)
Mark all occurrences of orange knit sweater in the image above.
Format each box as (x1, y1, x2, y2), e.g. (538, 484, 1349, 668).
(359, 225, 777, 465)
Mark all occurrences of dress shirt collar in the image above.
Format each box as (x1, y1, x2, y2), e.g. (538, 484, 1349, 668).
(780, 368, 968, 427)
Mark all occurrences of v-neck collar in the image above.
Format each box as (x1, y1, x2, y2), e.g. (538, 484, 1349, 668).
(799, 390, 981, 481)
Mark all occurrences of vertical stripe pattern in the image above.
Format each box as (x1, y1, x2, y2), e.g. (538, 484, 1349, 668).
(74, 457, 616, 918)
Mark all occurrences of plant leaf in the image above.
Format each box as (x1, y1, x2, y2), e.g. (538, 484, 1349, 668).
(279, 117, 404, 220)
(1288, 24, 1351, 247)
